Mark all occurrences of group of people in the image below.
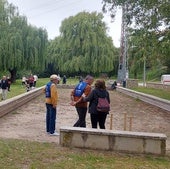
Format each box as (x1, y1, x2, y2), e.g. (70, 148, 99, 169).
(22, 74, 38, 91)
(43, 74, 110, 136)
(0, 76, 11, 100)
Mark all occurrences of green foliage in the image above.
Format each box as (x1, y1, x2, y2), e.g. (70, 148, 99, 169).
(128, 28, 170, 79)
(0, 0, 48, 80)
(102, 0, 169, 30)
(102, 0, 170, 80)
(47, 11, 118, 76)
(0, 138, 170, 169)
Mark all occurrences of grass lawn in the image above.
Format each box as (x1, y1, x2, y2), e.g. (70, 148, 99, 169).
(0, 138, 169, 169)
(5, 77, 78, 100)
(132, 87, 170, 101)
(6, 78, 48, 99)
(3, 78, 170, 101)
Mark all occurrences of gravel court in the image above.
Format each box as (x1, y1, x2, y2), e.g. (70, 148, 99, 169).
(0, 88, 169, 154)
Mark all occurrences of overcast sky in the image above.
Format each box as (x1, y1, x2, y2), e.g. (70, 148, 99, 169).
(7, 0, 122, 47)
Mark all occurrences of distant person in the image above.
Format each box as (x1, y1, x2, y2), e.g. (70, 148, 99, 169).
(7, 76, 11, 91)
(70, 75, 94, 127)
(83, 79, 110, 129)
(28, 74, 34, 89)
(43, 74, 60, 136)
(123, 78, 126, 88)
(62, 75, 67, 84)
(111, 81, 117, 90)
(22, 76, 26, 86)
(0, 76, 8, 100)
(33, 74, 38, 87)
(57, 74, 61, 84)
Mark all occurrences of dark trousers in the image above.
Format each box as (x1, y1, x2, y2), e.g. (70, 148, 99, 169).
(33, 81, 37, 87)
(90, 113, 107, 129)
(73, 107, 87, 127)
(46, 103, 56, 134)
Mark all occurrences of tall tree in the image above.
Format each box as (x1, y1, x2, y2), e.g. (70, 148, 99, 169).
(102, 0, 170, 76)
(47, 11, 118, 76)
(0, 0, 48, 81)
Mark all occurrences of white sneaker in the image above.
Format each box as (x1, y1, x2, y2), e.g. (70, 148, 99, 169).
(50, 132, 60, 136)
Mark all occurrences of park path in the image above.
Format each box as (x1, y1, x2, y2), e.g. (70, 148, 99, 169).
(0, 88, 169, 153)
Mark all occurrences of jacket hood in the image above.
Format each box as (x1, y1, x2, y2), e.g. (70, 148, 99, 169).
(95, 89, 107, 98)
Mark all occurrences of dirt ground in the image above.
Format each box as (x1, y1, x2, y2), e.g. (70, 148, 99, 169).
(0, 88, 169, 153)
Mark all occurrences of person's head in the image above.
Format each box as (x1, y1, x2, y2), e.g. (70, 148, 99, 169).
(95, 79, 106, 90)
(2, 76, 6, 80)
(85, 75, 94, 85)
(50, 74, 60, 84)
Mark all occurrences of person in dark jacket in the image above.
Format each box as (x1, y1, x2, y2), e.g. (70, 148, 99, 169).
(83, 79, 110, 129)
(62, 75, 67, 84)
(0, 76, 9, 100)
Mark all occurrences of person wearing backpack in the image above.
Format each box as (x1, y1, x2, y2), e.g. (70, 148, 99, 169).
(70, 75, 94, 127)
(83, 79, 110, 129)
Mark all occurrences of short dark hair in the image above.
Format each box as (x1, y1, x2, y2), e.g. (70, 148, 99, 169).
(85, 75, 93, 80)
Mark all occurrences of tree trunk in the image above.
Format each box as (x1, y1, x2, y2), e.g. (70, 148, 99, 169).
(8, 68, 17, 83)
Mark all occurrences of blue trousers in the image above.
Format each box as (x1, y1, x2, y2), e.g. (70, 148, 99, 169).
(46, 103, 56, 134)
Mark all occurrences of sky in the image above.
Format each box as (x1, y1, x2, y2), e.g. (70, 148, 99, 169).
(7, 0, 122, 47)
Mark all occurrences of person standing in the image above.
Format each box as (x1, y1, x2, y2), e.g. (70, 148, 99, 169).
(70, 75, 94, 127)
(62, 75, 67, 84)
(33, 74, 38, 87)
(28, 74, 34, 89)
(7, 76, 11, 91)
(43, 74, 60, 136)
(21, 76, 26, 86)
(0, 76, 8, 100)
(83, 79, 110, 129)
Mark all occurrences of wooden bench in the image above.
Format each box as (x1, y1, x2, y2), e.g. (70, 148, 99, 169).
(60, 126, 167, 155)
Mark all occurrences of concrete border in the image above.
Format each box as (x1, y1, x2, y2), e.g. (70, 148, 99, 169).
(0, 87, 44, 118)
(117, 87, 170, 111)
(60, 126, 167, 155)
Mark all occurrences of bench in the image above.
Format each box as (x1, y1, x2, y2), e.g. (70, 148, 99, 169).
(60, 126, 167, 155)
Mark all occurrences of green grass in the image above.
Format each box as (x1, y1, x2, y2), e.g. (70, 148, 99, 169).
(132, 87, 170, 100)
(5, 77, 79, 100)
(0, 138, 169, 169)
(4, 78, 170, 101)
(6, 78, 48, 99)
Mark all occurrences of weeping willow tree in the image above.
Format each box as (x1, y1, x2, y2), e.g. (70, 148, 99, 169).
(0, 0, 48, 81)
(47, 11, 118, 76)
